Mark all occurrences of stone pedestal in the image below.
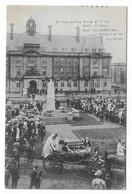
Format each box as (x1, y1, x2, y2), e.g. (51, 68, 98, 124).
(72, 108, 80, 120)
(67, 112, 73, 121)
(59, 107, 64, 113)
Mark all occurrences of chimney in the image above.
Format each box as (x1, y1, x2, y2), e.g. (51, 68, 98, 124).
(99, 36, 103, 44)
(10, 23, 14, 40)
(48, 25, 52, 41)
(76, 27, 80, 42)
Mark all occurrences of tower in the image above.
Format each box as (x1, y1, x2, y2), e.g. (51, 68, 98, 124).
(26, 17, 36, 36)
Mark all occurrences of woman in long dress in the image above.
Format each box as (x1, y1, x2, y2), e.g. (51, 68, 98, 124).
(42, 133, 58, 158)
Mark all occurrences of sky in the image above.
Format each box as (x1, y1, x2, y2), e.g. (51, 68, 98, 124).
(7, 6, 127, 63)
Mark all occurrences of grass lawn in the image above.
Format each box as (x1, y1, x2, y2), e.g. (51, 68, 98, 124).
(72, 127, 126, 156)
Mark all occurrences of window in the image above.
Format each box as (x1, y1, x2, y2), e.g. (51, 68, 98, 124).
(73, 68, 78, 76)
(91, 80, 94, 88)
(67, 59, 72, 65)
(60, 68, 65, 76)
(92, 49, 96, 53)
(72, 48, 76, 52)
(84, 81, 88, 87)
(17, 46, 23, 51)
(73, 81, 77, 87)
(54, 58, 59, 65)
(67, 82, 71, 87)
(54, 68, 59, 76)
(42, 59, 47, 64)
(42, 82, 47, 87)
(104, 82, 107, 87)
(95, 79, 100, 88)
(103, 69, 108, 76)
(85, 48, 90, 52)
(60, 58, 65, 65)
(62, 48, 66, 52)
(53, 48, 57, 52)
(54, 82, 58, 87)
(42, 68, 47, 76)
(16, 81, 20, 88)
(84, 67, 89, 76)
(93, 70, 98, 76)
(61, 82, 64, 87)
(99, 48, 103, 53)
(67, 68, 71, 76)
(17, 70, 21, 76)
(93, 59, 98, 66)
(41, 47, 45, 52)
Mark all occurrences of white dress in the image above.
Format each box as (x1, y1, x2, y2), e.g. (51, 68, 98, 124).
(117, 142, 125, 156)
(42, 134, 56, 158)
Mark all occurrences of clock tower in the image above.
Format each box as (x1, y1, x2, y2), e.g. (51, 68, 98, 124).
(26, 17, 36, 36)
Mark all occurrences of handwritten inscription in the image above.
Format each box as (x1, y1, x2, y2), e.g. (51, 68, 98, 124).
(55, 19, 124, 41)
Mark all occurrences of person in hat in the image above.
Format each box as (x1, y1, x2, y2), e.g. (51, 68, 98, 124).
(39, 121, 46, 142)
(10, 161, 20, 189)
(116, 139, 126, 157)
(36, 170, 43, 189)
(5, 159, 11, 188)
(29, 166, 38, 189)
(92, 169, 106, 189)
(105, 173, 112, 189)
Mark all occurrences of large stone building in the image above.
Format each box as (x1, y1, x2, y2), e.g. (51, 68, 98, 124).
(6, 17, 112, 94)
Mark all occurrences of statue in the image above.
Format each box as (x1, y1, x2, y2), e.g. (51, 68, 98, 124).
(46, 79, 55, 111)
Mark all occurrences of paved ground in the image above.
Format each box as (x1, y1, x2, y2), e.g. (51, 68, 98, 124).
(45, 113, 124, 140)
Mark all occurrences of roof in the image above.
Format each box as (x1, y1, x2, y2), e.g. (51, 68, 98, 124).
(6, 32, 105, 53)
(27, 17, 35, 22)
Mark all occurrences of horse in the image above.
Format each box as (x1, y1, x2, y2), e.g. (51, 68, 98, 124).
(105, 149, 126, 173)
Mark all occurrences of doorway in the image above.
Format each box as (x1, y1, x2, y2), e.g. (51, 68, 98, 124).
(29, 80, 37, 94)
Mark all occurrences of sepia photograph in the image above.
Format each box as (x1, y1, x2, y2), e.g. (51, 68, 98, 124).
(5, 5, 127, 189)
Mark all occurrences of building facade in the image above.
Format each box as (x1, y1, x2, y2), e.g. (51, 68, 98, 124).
(111, 63, 126, 89)
(6, 17, 112, 94)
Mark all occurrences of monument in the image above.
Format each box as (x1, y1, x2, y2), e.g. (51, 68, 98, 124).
(46, 79, 55, 111)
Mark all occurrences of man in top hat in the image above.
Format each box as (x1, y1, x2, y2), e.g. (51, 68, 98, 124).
(92, 169, 106, 189)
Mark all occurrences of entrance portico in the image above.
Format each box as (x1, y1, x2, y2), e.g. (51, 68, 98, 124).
(23, 77, 43, 94)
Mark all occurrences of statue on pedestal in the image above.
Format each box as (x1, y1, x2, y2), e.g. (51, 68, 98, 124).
(46, 79, 55, 111)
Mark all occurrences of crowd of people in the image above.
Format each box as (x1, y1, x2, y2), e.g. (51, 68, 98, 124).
(5, 100, 46, 161)
(5, 100, 46, 189)
(68, 95, 126, 126)
(5, 93, 126, 189)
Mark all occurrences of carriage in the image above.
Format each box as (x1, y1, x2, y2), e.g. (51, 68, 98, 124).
(42, 139, 104, 173)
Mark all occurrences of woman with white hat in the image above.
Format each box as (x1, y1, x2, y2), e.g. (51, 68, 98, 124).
(92, 169, 106, 189)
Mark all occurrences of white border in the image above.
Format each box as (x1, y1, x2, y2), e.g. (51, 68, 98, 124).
(0, 1, 131, 194)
